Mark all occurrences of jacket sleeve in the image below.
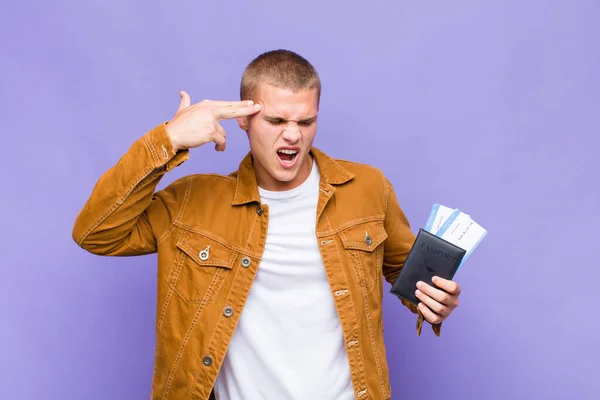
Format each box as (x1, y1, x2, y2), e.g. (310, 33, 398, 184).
(382, 176, 443, 336)
(72, 123, 190, 256)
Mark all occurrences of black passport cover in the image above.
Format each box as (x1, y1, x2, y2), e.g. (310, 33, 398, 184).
(390, 228, 466, 305)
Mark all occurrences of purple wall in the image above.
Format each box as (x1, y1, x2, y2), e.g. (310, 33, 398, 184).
(2, 1, 599, 399)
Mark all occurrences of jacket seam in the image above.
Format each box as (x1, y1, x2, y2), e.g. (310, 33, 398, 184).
(382, 175, 389, 215)
(325, 211, 368, 397)
(144, 131, 161, 168)
(185, 265, 239, 400)
(157, 175, 192, 245)
(186, 210, 261, 399)
(151, 271, 178, 397)
(161, 268, 224, 399)
(173, 222, 262, 257)
(75, 165, 155, 246)
(316, 215, 385, 237)
(357, 250, 388, 397)
(156, 277, 178, 333)
(244, 207, 259, 251)
(189, 173, 237, 183)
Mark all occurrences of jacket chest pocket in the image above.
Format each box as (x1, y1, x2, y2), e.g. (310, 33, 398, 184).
(339, 220, 388, 289)
(167, 230, 239, 304)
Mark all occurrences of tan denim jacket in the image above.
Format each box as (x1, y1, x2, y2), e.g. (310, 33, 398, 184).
(72, 123, 441, 400)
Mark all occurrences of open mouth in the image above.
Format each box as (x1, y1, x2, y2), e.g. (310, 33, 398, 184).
(277, 149, 298, 165)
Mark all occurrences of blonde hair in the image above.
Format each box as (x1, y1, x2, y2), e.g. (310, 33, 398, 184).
(240, 49, 321, 103)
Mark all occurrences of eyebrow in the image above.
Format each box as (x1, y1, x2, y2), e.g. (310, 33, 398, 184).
(263, 115, 318, 123)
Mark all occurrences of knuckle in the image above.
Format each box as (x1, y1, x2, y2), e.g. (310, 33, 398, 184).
(441, 294, 451, 305)
(434, 304, 445, 314)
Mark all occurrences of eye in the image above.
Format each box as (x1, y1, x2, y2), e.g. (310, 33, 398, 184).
(268, 119, 285, 125)
(298, 121, 313, 126)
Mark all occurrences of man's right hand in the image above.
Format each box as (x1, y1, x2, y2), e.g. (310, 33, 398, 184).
(165, 91, 262, 152)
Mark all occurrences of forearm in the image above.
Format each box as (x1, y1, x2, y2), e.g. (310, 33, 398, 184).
(72, 123, 189, 256)
(381, 176, 442, 336)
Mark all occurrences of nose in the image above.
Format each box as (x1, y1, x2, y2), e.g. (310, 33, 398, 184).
(282, 122, 301, 144)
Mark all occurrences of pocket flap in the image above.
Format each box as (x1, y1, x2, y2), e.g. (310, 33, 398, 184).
(176, 230, 237, 269)
(339, 221, 388, 252)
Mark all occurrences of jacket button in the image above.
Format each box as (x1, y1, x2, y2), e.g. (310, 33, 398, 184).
(256, 206, 263, 216)
(223, 306, 234, 317)
(241, 257, 251, 268)
(202, 356, 213, 367)
(198, 245, 210, 261)
(365, 235, 373, 246)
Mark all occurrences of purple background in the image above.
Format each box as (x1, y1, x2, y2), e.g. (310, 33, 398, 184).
(2, 1, 599, 399)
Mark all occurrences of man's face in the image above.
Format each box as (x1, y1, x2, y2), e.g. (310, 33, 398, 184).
(238, 83, 319, 191)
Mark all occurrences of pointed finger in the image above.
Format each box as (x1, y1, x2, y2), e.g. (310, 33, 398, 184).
(206, 100, 255, 108)
(215, 103, 261, 120)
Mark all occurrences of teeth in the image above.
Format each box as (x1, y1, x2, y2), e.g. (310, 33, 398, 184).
(278, 149, 298, 155)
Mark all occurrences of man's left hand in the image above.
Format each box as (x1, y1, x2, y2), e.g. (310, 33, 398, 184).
(415, 276, 461, 325)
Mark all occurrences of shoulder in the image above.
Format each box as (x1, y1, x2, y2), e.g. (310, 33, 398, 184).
(328, 157, 392, 208)
(158, 172, 237, 199)
(333, 157, 388, 186)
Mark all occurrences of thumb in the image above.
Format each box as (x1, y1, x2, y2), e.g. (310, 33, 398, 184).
(176, 90, 191, 113)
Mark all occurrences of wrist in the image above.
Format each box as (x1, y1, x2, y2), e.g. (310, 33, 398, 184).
(165, 121, 183, 152)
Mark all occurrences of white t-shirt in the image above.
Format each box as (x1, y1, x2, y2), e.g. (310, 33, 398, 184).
(214, 161, 354, 400)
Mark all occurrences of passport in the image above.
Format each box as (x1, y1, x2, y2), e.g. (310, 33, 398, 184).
(390, 228, 466, 305)
(390, 203, 487, 305)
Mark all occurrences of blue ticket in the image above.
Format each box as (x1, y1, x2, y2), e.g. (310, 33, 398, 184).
(425, 203, 462, 235)
(436, 210, 487, 268)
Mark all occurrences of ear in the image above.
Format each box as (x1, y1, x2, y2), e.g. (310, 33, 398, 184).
(237, 116, 249, 131)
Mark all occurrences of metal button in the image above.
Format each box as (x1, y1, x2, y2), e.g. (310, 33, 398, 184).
(202, 356, 212, 367)
(365, 235, 373, 246)
(223, 306, 234, 318)
(241, 257, 251, 268)
(256, 206, 263, 216)
(199, 245, 210, 261)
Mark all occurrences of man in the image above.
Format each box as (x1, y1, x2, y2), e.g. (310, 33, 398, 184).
(73, 49, 461, 400)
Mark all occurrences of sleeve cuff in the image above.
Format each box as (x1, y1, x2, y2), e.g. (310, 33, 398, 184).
(145, 122, 190, 171)
(417, 310, 442, 337)
(415, 311, 442, 337)
(400, 298, 443, 336)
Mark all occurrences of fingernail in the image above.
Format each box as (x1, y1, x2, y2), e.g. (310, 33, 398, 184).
(432, 276, 438, 283)
(415, 289, 421, 297)
(416, 281, 422, 288)
(247, 100, 254, 105)
(254, 104, 261, 109)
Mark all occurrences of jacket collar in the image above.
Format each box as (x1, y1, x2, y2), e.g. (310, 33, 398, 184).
(231, 147, 355, 205)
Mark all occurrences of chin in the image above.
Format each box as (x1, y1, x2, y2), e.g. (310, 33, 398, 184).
(270, 167, 299, 183)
